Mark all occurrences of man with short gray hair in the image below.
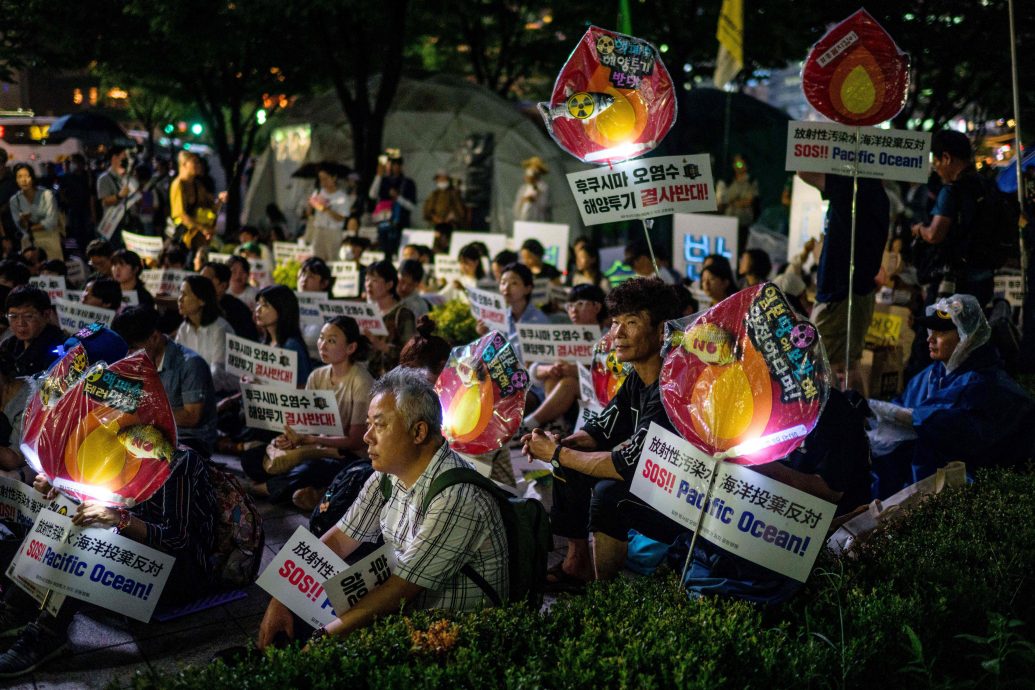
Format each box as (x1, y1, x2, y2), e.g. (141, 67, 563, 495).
(258, 367, 508, 649)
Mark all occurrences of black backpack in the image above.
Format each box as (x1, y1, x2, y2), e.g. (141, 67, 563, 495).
(380, 468, 551, 608)
(955, 174, 1021, 271)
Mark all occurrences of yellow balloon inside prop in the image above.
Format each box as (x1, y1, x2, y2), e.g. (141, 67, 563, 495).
(696, 365, 755, 441)
(595, 91, 637, 143)
(841, 65, 877, 114)
(75, 421, 128, 486)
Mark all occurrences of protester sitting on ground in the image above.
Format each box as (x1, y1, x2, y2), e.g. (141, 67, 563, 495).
(522, 277, 683, 586)
(254, 284, 313, 387)
(200, 261, 260, 341)
(226, 255, 258, 309)
(519, 239, 562, 282)
(85, 239, 115, 279)
(738, 248, 772, 287)
(364, 260, 416, 378)
(175, 275, 237, 394)
(296, 256, 334, 359)
(159, 244, 189, 270)
(700, 260, 739, 306)
(398, 315, 452, 382)
(569, 240, 611, 292)
(0, 260, 30, 289)
(491, 249, 518, 283)
(398, 259, 430, 318)
(39, 259, 67, 279)
(20, 246, 45, 276)
(111, 249, 156, 309)
(438, 242, 485, 301)
(869, 294, 1035, 499)
(257, 368, 508, 649)
(81, 276, 123, 310)
(251, 316, 374, 511)
(340, 234, 370, 263)
(0, 286, 65, 377)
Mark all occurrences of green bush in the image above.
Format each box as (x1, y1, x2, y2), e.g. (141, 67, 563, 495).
(428, 299, 479, 346)
(119, 469, 1035, 689)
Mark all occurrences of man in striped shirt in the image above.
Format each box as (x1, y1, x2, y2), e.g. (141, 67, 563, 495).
(258, 368, 508, 648)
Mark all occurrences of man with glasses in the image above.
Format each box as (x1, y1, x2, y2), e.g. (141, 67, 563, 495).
(0, 286, 65, 377)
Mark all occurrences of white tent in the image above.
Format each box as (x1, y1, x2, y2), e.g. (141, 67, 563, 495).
(243, 75, 584, 240)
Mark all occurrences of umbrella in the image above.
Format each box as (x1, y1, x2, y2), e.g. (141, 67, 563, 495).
(291, 161, 353, 179)
(996, 150, 1035, 195)
(46, 112, 135, 151)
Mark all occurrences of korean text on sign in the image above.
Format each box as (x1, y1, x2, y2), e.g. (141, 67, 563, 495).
(466, 287, 510, 332)
(323, 543, 394, 615)
(317, 300, 388, 337)
(225, 333, 298, 387)
(242, 384, 344, 436)
(516, 324, 601, 364)
(256, 526, 345, 628)
(55, 298, 115, 334)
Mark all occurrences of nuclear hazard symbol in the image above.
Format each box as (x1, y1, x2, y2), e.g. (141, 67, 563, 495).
(567, 92, 596, 119)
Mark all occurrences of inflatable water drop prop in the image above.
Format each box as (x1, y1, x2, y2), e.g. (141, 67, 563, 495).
(661, 283, 833, 465)
(539, 26, 676, 165)
(590, 331, 631, 406)
(436, 332, 529, 455)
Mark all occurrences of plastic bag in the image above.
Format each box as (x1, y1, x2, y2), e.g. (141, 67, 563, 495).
(660, 283, 833, 464)
(801, 9, 910, 127)
(590, 330, 630, 406)
(20, 349, 179, 507)
(538, 26, 676, 164)
(436, 331, 529, 455)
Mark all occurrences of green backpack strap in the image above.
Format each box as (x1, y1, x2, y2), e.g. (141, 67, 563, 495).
(379, 473, 392, 502)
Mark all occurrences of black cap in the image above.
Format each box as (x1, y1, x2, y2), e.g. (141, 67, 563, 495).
(916, 309, 956, 331)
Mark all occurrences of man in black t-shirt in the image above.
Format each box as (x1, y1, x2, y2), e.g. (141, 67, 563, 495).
(523, 277, 683, 583)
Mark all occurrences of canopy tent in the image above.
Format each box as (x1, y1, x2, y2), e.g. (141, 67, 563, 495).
(243, 75, 585, 240)
(997, 149, 1035, 194)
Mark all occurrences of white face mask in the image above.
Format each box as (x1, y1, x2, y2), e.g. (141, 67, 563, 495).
(436, 180, 449, 190)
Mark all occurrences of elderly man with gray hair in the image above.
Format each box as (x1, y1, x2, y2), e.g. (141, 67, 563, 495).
(258, 367, 509, 649)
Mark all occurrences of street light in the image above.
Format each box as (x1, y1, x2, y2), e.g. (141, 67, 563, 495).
(190, 122, 204, 136)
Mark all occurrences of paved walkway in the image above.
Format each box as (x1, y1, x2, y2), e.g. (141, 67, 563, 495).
(7, 450, 563, 689)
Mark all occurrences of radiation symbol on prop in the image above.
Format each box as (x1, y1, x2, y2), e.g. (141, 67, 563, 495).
(595, 34, 615, 56)
(567, 92, 597, 119)
(801, 9, 910, 126)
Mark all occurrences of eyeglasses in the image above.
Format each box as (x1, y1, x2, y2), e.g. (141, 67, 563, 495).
(5, 311, 40, 323)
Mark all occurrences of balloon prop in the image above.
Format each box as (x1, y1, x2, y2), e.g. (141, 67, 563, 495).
(539, 26, 676, 164)
(436, 332, 529, 455)
(660, 283, 833, 465)
(801, 9, 910, 127)
(591, 331, 631, 406)
(21, 350, 179, 507)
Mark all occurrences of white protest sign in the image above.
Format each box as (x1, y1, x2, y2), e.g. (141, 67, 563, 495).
(122, 231, 164, 262)
(531, 278, 551, 306)
(513, 221, 570, 275)
(567, 154, 717, 227)
(785, 121, 932, 184)
(297, 291, 327, 327)
(225, 334, 298, 387)
(249, 259, 273, 288)
(55, 298, 115, 333)
(29, 275, 67, 302)
(121, 291, 140, 307)
(329, 261, 361, 298)
(630, 423, 718, 531)
(323, 543, 394, 616)
(994, 274, 1024, 308)
(466, 287, 509, 332)
(141, 268, 193, 297)
(242, 384, 343, 435)
(671, 213, 739, 283)
(318, 300, 388, 337)
(547, 284, 571, 307)
(208, 252, 233, 265)
(450, 231, 509, 259)
(787, 175, 828, 263)
(360, 250, 385, 265)
(256, 526, 345, 629)
(400, 229, 436, 257)
(13, 509, 174, 622)
(516, 324, 600, 364)
(273, 241, 314, 266)
(434, 255, 466, 285)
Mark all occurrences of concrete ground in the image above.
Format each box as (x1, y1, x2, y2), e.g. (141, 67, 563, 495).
(6, 450, 565, 689)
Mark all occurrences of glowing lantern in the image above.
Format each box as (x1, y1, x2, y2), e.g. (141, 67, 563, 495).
(801, 9, 910, 127)
(539, 26, 676, 165)
(436, 332, 529, 455)
(660, 284, 833, 465)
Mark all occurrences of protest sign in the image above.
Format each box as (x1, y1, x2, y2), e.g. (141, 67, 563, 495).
(55, 298, 115, 333)
(122, 291, 139, 307)
(434, 254, 466, 285)
(250, 259, 273, 288)
(317, 300, 387, 336)
(787, 175, 828, 262)
(225, 334, 298, 387)
(329, 261, 361, 298)
(630, 423, 718, 531)
(141, 268, 193, 297)
(547, 284, 571, 308)
(531, 278, 551, 306)
(29, 275, 66, 302)
(567, 154, 717, 226)
(513, 221, 570, 275)
(466, 287, 509, 332)
(449, 231, 508, 259)
(865, 309, 905, 348)
(256, 526, 345, 628)
(785, 121, 932, 184)
(324, 543, 394, 615)
(516, 324, 601, 363)
(242, 384, 343, 435)
(994, 274, 1024, 308)
(671, 213, 738, 282)
(360, 250, 385, 265)
(400, 229, 436, 257)
(208, 252, 233, 265)
(122, 231, 163, 262)
(297, 291, 326, 326)
(13, 509, 175, 622)
(273, 242, 314, 266)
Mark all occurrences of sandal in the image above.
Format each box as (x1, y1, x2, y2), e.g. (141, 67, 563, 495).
(544, 564, 589, 593)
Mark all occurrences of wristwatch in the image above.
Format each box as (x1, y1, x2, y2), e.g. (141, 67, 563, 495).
(310, 625, 329, 643)
(550, 444, 567, 482)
